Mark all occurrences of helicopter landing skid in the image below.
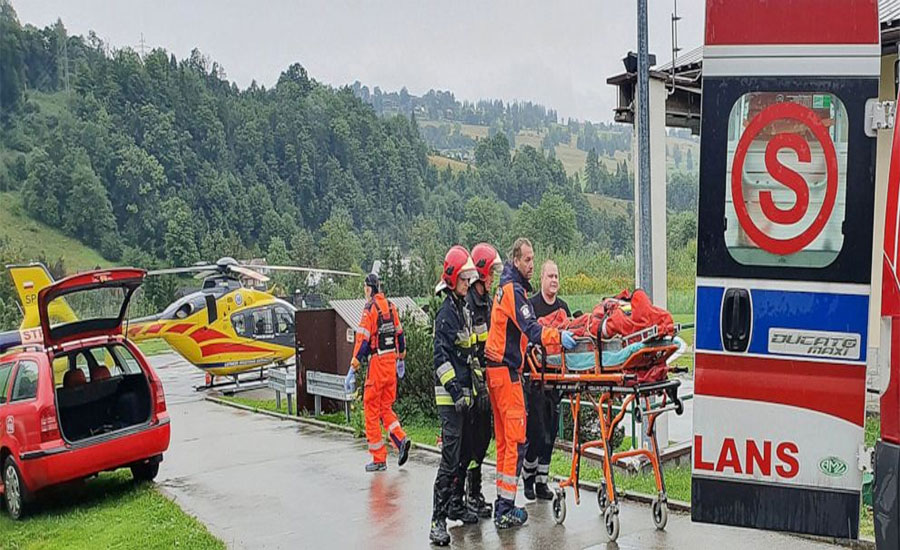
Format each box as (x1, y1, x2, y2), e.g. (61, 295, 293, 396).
(194, 366, 271, 394)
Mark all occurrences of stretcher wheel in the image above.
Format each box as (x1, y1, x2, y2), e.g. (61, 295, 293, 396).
(652, 499, 668, 530)
(674, 399, 684, 416)
(597, 485, 609, 513)
(552, 489, 567, 524)
(634, 406, 642, 423)
(604, 507, 620, 541)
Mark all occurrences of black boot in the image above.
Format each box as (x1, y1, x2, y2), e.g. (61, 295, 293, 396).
(523, 476, 536, 501)
(466, 469, 493, 519)
(535, 482, 554, 500)
(448, 497, 479, 524)
(429, 518, 450, 546)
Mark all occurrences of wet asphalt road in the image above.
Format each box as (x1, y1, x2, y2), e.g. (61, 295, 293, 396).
(151, 354, 842, 550)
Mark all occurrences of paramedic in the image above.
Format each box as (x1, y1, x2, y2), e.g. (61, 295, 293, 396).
(524, 260, 571, 500)
(344, 273, 412, 472)
(484, 238, 576, 529)
(430, 246, 481, 546)
(463, 242, 503, 519)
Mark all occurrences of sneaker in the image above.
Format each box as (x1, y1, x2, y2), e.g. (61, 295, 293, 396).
(523, 478, 536, 501)
(365, 462, 387, 472)
(535, 482, 554, 501)
(429, 518, 450, 546)
(448, 499, 479, 524)
(397, 438, 411, 467)
(494, 506, 528, 529)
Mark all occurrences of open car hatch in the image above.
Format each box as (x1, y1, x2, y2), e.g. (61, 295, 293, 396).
(38, 268, 146, 348)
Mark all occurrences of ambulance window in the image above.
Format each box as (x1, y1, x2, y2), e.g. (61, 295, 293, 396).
(724, 92, 848, 268)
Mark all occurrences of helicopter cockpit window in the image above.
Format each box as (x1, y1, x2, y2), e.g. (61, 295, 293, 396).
(232, 313, 248, 337)
(274, 307, 294, 335)
(251, 309, 273, 336)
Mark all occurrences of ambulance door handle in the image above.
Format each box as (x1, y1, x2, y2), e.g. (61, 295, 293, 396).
(722, 288, 751, 352)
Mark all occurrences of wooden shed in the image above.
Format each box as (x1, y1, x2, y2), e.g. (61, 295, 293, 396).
(294, 297, 427, 412)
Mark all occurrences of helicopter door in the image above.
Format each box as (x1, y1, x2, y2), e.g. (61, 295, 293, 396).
(273, 306, 295, 348)
(250, 308, 274, 340)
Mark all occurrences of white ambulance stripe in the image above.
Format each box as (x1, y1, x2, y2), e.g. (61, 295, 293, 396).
(695, 277, 870, 296)
(704, 44, 880, 78)
(692, 395, 862, 493)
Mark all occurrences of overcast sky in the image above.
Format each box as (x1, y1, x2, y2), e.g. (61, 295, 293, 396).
(14, 0, 704, 122)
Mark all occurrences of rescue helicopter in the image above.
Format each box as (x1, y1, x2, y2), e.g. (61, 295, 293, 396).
(6, 258, 358, 386)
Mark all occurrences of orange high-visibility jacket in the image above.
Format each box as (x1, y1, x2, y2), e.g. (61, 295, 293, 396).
(485, 262, 560, 373)
(352, 294, 406, 367)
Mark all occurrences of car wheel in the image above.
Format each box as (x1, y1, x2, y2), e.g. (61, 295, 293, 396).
(130, 460, 160, 483)
(3, 456, 29, 520)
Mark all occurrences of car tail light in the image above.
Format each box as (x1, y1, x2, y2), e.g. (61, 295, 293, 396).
(153, 376, 167, 414)
(40, 406, 60, 443)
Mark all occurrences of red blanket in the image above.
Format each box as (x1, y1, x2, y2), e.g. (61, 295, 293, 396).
(537, 289, 674, 340)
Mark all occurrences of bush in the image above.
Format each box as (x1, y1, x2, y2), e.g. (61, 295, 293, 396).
(395, 311, 438, 422)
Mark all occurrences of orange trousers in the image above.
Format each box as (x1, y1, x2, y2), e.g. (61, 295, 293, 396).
(487, 367, 526, 502)
(363, 355, 406, 463)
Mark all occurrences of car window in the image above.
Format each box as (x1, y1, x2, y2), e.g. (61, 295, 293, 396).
(0, 362, 14, 404)
(108, 345, 143, 375)
(10, 361, 39, 402)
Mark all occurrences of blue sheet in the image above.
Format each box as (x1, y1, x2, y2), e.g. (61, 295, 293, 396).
(546, 342, 647, 371)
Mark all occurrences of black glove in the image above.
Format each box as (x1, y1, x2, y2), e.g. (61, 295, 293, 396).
(454, 394, 471, 413)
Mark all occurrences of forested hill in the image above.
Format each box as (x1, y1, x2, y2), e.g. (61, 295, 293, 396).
(0, 4, 630, 290)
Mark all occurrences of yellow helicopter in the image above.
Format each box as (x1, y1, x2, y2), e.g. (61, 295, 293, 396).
(7, 258, 358, 382)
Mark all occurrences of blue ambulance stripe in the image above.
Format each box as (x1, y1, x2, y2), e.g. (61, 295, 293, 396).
(695, 286, 869, 360)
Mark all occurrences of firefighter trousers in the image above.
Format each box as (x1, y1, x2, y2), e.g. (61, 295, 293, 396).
(363, 356, 406, 463)
(433, 405, 472, 521)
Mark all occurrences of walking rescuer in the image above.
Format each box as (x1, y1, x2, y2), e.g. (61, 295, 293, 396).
(343, 273, 412, 472)
(524, 260, 571, 500)
(430, 246, 482, 546)
(485, 238, 576, 529)
(464, 242, 503, 519)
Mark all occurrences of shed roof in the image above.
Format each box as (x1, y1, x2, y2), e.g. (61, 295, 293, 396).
(329, 297, 429, 328)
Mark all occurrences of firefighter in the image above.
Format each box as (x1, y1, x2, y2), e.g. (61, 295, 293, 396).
(344, 273, 411, 472)
(463, 242, 502, 519)
(484, 238, 576, 529)
(430, 246, 481, 546)
(524, 260, 572, 500)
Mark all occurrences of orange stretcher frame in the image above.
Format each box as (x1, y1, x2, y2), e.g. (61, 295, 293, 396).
(524, 335, 685, 542)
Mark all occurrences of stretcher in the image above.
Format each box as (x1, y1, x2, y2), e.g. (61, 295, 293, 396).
(524, 324, 688, 541)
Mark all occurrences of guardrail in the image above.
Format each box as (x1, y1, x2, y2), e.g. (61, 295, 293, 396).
(306, 370, 353, 423)
(267, 366, 297, 415)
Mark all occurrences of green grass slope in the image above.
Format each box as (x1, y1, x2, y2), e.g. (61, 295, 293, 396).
(0, 191, 111, 271)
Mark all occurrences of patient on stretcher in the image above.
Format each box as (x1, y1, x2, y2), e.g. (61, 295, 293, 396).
(536, 289, 681, 383)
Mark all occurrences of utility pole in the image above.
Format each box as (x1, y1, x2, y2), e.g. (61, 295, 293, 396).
(636, 0, 653, 299)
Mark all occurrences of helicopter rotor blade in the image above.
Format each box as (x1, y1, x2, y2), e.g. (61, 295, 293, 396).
(258, 265, 361, 277)
(229, 265, 271, 282)
(192, 270, 219, 280)
(148, 265, 217, 276)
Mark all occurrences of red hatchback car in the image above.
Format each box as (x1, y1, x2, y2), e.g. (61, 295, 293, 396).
(0, 268, 170, 519)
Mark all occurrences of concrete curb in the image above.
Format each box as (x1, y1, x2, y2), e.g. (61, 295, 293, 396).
(205, 396, 875, 548)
